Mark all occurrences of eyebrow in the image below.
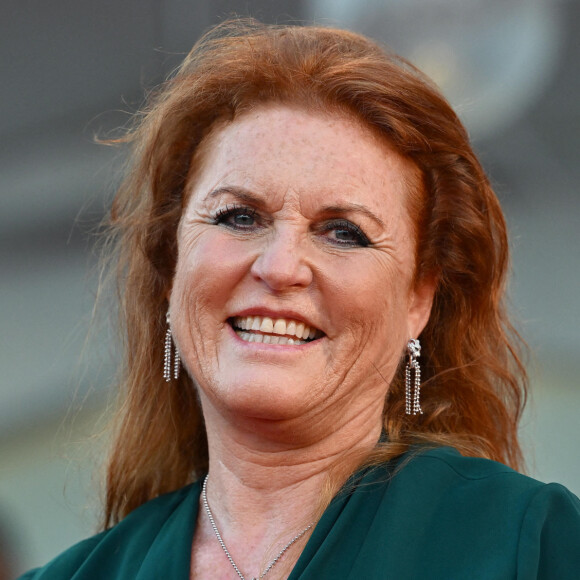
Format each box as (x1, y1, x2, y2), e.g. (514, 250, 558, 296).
(203, 186, 264, 205)
(204, 186, 386, 228)
(319, 203, 386, 229)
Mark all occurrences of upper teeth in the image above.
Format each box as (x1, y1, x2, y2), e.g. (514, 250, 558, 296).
(232, 316, 318, 340)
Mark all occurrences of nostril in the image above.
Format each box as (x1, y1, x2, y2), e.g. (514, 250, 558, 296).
(250, 257, 313, 290)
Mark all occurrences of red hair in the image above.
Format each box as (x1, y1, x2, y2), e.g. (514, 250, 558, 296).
(102, 19, 527, 527)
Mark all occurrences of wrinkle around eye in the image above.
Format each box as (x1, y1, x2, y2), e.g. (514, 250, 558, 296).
(365, 241, 410, 274)
(179, 205, 213, 225)
(177, 211, 216, 248)
(177, 228, 207, 255)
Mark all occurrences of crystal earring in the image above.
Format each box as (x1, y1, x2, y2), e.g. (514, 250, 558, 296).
(405, 338, 422, 415)
(163, 311, 180, 382)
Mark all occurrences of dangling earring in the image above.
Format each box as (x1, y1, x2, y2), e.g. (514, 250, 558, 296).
(163, 311, 180, 382)
(405, 338, 422, 415)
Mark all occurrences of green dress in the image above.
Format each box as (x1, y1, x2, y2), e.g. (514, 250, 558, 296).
(18, 447, 580, 579)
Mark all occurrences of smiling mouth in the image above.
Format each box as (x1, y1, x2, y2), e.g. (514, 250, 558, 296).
(228, 315, 324, 345)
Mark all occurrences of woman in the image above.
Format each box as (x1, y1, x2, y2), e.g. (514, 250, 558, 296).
(21, 19, 580, 579)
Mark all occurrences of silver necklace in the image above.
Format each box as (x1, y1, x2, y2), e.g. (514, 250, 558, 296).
(202, 475, 313, 580)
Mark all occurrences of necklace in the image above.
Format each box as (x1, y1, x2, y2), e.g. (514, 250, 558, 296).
(202, 475, 313, 580)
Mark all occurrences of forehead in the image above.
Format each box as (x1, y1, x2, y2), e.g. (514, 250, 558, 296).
(188, 105, 418, 216)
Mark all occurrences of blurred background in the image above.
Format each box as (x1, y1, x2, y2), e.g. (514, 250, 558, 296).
(1, 0, 578, 576)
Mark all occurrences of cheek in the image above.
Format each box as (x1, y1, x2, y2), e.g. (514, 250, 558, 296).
(173, 232, 251, 309)
(170, 234, 243, 359)
(170, 233, 252, 380)
(325, 254, 412, 361)
(326, 253, 411, 320)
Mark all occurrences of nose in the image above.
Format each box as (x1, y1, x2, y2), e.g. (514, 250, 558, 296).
(250, 227, 313, 291)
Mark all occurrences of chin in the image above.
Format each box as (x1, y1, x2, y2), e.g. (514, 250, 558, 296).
(209, 375, 321, 423)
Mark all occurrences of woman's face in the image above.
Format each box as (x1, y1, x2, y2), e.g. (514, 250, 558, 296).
(170, 105, 434, 433)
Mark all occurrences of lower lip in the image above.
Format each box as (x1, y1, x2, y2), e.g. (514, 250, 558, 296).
(227, 324, 322, 351)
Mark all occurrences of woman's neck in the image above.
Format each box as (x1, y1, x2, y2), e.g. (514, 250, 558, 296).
(200, 397, 383, 538)
(192, 395, 384, 579)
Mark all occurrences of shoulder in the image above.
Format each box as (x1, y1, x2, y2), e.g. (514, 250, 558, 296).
(383, 446, 545, 503)
(396, 446, 580, 521)
(408, 445, 536, 482)
(16, 533, 107, 580)
(399, 445, 555, 497)
(17, 484, 197, 580)
(385, 447, 580, 577)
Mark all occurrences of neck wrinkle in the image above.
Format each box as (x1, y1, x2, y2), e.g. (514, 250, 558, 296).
(195, 398, 384, 579)
(203, 406, 383, 527)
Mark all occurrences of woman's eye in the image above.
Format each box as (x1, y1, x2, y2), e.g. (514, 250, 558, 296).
(321, 220, 370, 247)
(213, 205, 259, 230)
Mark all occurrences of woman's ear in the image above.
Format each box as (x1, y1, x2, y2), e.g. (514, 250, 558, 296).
(406, 274, 437, 338)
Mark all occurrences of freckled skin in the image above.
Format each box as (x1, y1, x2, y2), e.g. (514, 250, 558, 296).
(170, 105, 434, 443)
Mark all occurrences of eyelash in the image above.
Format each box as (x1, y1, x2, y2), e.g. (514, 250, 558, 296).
(211, 204, 370, 247)
(212, 204, 259, 229)
(319, 219, 371, 247)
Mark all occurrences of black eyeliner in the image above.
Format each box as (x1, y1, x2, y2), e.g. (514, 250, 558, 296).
(324, 219, 371, 247)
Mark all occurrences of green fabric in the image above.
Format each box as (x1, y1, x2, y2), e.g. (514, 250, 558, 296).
(19, 447, 580, 579)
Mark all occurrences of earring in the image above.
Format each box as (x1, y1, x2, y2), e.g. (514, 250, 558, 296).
(163, 311, 181, 382)
(405, 338, 422, 415)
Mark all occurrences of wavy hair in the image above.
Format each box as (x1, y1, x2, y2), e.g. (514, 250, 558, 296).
(101, 19, 527, 528)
